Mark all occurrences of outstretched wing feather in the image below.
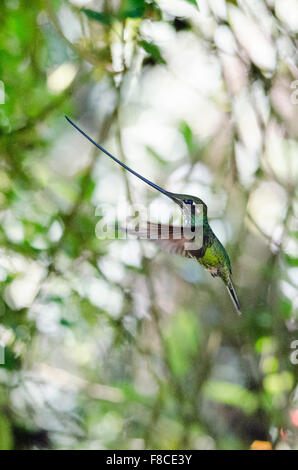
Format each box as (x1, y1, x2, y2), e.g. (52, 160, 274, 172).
(123, 222, 203, 258)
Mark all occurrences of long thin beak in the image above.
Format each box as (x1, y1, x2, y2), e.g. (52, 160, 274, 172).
(65, 116, 182, 206)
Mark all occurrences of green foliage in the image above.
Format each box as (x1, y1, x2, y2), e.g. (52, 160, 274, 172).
(81, 9, 114, 25)
(165, 310, 200, 376)
(180, 122, 193, 151)
(0, 414, 13, 450)
(146, 146, 168, 166)
(139, 40, 166, 64)
(285, 254, 298, 267)
(120, 0, 146, 18)
(203, 381, 259, 415)
(184, 0, 199, 7)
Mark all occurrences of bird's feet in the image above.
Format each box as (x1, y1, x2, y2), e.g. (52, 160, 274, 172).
(209, 267, 218, 278)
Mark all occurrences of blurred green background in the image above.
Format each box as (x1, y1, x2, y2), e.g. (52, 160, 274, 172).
(0, 0, 297, 450)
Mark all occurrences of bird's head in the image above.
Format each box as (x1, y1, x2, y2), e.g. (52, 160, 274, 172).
(168, 193, 208, 219)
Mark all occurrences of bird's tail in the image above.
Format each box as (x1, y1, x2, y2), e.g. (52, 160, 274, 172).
(226, 276, 242, 315)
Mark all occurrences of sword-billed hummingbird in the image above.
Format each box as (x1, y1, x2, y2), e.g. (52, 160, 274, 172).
(66, 116, 241, 315)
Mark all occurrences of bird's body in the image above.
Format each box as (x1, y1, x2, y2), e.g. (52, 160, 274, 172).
(66, 116, 242, 315)
(131, 195, 241, 315)
(198, 228, 231, 280)
(196, 225, 241, 315)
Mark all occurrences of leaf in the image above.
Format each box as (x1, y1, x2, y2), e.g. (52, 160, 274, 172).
(180, 121, 193, 150)
(285, 254, 298, 267)
(81, 8, 113, 25)
(165, 310, 200, 377)
(184, 0, 198, 6)
(139, 40, 166, 65)
(60, 318, 75, 327)
(84, 1, 147, 23)
(146, 146, 167, 166)
(0, 414, 13, 450)
(203, 380, 258, 414)
(263, 371, 294, 395)
(1, 348, 21, 371)
(279, 297, 292, 319)
(120, 0, 146, 18)
(124, 264, 144, 274)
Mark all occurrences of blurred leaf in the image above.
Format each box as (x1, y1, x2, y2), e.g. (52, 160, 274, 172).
(184, 0, 198, 7)
(124, 264, 144, 274)
(60, 318, 75, 327)
(120, 0, 146, 18)
(0, 414, 13, 450)
(62, 232, 80, 258)
(79, 298, 101, 326)
(82, 175, 96, 201)
(203, 381, 259, 414)
(118, 382, 153, 406)
(180, 121, 193, 151)
(255, 311, 273, 329)
(262, 356, 279, 375)
(279, 297, 292, 319)
(139, 40, 166, 64)
(255, 167, 264, 178)
(263, 372, 294, 395)
(146, 146, 167, 166)
(81, 8, 114, 25)
(165, 310, 200, 377)
(73, 212, 95, 239)
(1, 347, 21, 371)
(285, 254, 298, 267)
(255, 336, 276, 354)
(51, 297, 64, 304)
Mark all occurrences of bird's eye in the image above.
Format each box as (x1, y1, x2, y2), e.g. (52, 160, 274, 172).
(184, 199, 194, 205)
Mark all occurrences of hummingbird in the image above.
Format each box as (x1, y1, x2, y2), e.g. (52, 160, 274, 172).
(65, 116, 242, 315)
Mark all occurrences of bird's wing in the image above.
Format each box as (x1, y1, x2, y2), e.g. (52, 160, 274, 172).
(123, 222, 205, 258)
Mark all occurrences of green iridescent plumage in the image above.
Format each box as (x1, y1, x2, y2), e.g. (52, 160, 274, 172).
(66, 116, 241, 315)
(151, 193, 241, 315)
